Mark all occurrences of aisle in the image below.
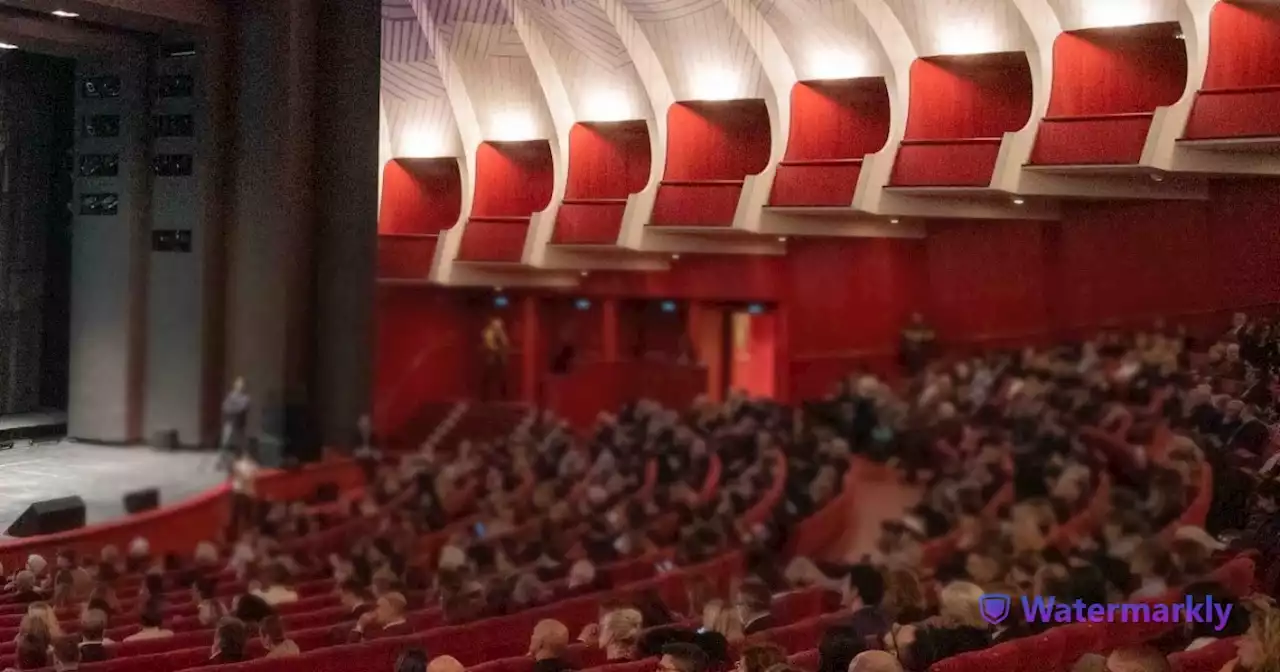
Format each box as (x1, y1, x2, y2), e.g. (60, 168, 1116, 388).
(826, 461, 923, 564)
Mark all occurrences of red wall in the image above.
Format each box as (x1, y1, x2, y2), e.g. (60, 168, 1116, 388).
(1203, 2, 1280, 90)
(471, 141, 555, 217)
(379, 159, 462, 234)
(785, 79, 891, 160)
(905, 55, 1033, 140)
(1047, 25, 1187, 117)
(663, 101, 772, 180)
(377, 179, 1280, 414)
(566, 122, 651, 199)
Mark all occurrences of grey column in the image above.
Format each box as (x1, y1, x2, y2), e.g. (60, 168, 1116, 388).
(225, 0, 316, 454)
(312, 0, 379, 444)
(68, 49, 150, 442)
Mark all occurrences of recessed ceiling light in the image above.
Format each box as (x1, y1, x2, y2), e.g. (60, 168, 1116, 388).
(1174, 31, 1185, 40)
(579, 270, 589, 277)
(0, 43, 18, 50)
(1012, 197, 1026, 205)
(890, 218, 900, 224)
(52, 9, 79, 17)
(777, 237, 787, 242)
(671, 254, 680, 260)
(1150, 173, 1165, 182)
(493, 286, 503, 292)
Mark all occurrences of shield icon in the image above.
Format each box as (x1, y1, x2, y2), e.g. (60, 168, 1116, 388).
(980, 593, 1012, 625)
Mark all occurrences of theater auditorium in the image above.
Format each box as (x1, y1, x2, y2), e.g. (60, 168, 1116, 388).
(0, 0, 1278, 671)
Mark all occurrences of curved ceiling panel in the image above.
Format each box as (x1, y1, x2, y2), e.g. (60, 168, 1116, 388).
(520, 0, 651, 122)
(754, 0, 890, 80)
(1046, 0, 1181, 31)
(620, 0, 770, 101)
(420, 0, 557, 141)
(382, 3, 463, 158)
(882, 0, 1031, 56)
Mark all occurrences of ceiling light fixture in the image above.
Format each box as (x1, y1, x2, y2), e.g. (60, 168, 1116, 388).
(1175, 31, 1185, 40)
(51, 9, 79, 17)
(0, 43, 18, 50)
(1151, 173, 1165, 182)
(890, 218, 900, 224)
(580, 270, 589, 277)
(671, 254, 680, 260)
(777, 237, 787, 242)
(1012, 197, 1026, 205)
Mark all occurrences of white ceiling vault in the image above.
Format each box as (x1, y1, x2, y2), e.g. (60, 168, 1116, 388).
(378, 0, 1235, 285)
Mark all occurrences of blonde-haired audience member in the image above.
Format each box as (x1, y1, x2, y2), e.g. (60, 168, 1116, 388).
(597, 608, 643, 661)
(1223, 602, 1280, 672)
(701, 599, 744, 643)
(938, 582, 987, 629)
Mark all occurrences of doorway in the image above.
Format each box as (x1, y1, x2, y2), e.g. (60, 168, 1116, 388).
(724, 305, 776, 399)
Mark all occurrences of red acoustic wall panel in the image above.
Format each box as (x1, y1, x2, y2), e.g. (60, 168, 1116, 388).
(1185, 3, 1280, 140)
(924, 220, 1051, 342)
(553, 121, 651, 245)
(1209, 179, 1280, 307)
(651, 101, 772, 227)
(376, 235, 438, 280)
(379, 159, 463, 235)
(1033, 24, 1186, 165)
(1202, 2, 1280, 90)
(541, 297, 605, 364)
(770, 79, 891, 207)
(460, 141, 554, 263)
(618, 300, 688, 360)
(580, 254, 786, 302)
(892, 55, 1032, 186)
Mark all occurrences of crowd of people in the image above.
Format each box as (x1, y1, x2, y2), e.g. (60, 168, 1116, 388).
(0, 313, 1276, 672)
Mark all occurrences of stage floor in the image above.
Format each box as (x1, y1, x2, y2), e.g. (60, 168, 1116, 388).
(0, 441, 222, 539)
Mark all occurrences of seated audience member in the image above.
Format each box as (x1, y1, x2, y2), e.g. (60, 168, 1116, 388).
(395, 648, 429, 672)
(596, 608, 644, 661)
(193, 576, 227, 626)
(51, 570, 76, 609)
(660, 642, 711, 672)
(693, 629, 730, 667)
(937, 582, 989, 630)
(701, 599, 744, 643)
(529, 619, 574, 672)
(818, 625, 869, 672)
(736, 581, 775, 635)
(123, 601, 174, 642)
(737, 642, 787, 672)
(261, 614, 301, 658)
(849, 651, 904, 672)
(842, 564, 890, 644)
(1224, 603, 1280, 672)
(210, 617, 249, 664)
(139, 573, 165, 603)
(427, 655, 466, 672)
(1128, 542, 1174, 600)
(881, 568, 929, 626)
(77, 608, 112, 663)
(254, 563, 300, 605)
(51, 636, 81, 672)
(194, 541, 220, 571)
(22, 602, 65, 641)
(351, 592, 412, 642)
(232, 592, 275, 626)
(1071, 654, 1107, 672)
(340, 577, 375, 619)
(9, 633, 50, 671)
(11, 571, 42, 604)
(1105, 646, 1171, 672)
(902, 625, 989, 671)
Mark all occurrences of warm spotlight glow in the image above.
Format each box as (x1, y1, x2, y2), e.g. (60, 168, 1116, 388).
(689, 66, 741, 101)
(51, 9, 79, 17)
(400, 128, 449, 158)
(806, 49, 871, 80)
(935, 21, 1001, 55)
(581, 89, 634, 123)
(488, 110, 538, 142)
(890, 218, 900, 224)
(1080, 1, 1157, 29)
(0, 43, 17, 50)
(671, 254, 680, 260)
(1012, 197, 1026, 205)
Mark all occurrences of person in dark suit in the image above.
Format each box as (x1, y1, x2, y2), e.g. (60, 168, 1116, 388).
(348, 592, 412, 642)
(840, 564, 890, 647)
(528, 619, 576, 672)
(735, 580, 775, 636)
(339, 578, 375, 620)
